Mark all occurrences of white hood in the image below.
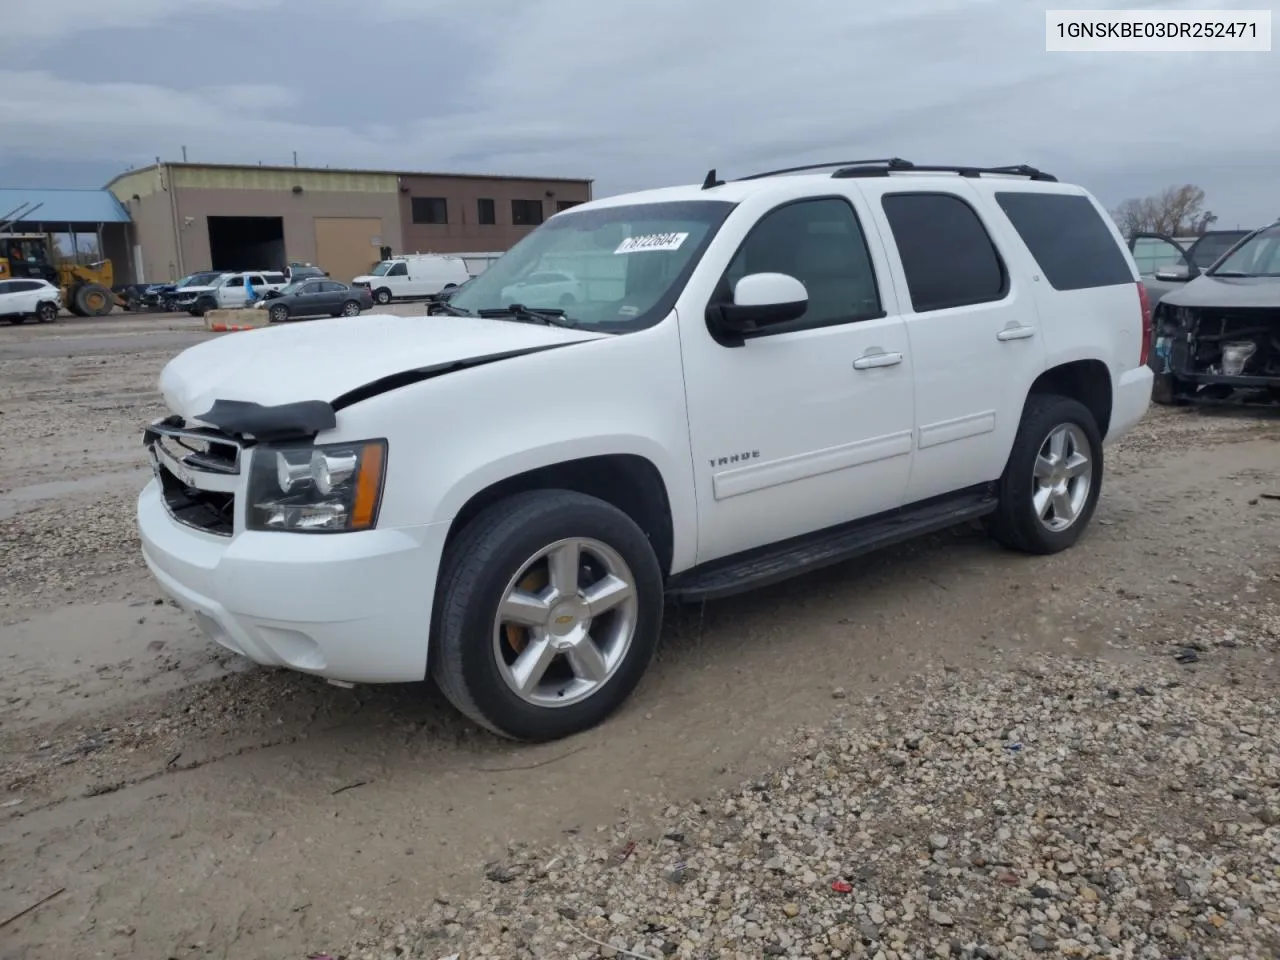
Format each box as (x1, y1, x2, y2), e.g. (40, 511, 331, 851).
(159, 312, 607, 419)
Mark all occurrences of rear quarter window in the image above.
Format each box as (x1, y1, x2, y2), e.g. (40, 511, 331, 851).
(994, 192, 1134, 291)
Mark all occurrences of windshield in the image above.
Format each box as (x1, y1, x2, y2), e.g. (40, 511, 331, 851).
(1210, 224, 1280, 277)
(447, 200, 736, 330)
(370, 261, 396, 276)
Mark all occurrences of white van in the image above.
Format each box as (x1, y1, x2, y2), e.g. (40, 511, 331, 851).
(352, 255, 471, 305)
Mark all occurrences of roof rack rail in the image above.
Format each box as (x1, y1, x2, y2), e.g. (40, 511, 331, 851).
(700, 158, 909, 190)
(830, 160, 1057, 182)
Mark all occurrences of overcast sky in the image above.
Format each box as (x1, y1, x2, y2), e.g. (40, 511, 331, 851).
(0, 0, 1274, 226)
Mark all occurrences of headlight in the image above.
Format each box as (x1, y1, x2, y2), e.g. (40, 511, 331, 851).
(247, 439, 387, 532)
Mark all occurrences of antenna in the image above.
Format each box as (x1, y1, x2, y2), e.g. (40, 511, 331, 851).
(181, 145, 187, 161)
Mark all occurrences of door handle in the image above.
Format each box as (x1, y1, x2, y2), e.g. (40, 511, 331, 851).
(997, 324, 1036, 341)
(853, 351, 903, 370)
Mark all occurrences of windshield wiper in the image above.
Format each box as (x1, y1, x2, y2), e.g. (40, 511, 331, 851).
(477, 304, 578, 328)
(428, 299, 474, 317)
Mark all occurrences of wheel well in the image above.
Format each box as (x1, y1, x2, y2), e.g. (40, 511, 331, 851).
(1029, 360, 1112, 437)
(446, 455, 675, 575)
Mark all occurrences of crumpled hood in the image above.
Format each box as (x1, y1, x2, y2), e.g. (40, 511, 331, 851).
(159, 312, 608, 419)
(1160, 274, 1280, 309)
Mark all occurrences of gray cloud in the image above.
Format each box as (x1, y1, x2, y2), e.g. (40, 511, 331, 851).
(0, 0, 1274, 225)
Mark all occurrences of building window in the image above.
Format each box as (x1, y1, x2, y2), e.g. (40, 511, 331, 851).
(477, 198, 496, 225)
(512, 199, 545, 226)
(556, 200, 583, 212)
(411, 197, 448, 225)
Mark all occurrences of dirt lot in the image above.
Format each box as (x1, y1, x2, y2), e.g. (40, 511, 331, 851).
(1, 314, 1278, 960)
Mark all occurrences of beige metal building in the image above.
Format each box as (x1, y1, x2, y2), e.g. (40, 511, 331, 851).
(106, 162, 593, 284)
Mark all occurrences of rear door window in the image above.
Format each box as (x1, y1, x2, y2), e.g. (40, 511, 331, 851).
(994, 191, 1134, 291)
(881, 192, 1008, 312)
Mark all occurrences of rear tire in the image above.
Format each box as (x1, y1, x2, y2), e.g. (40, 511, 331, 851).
(431, 490, 663, 742)
(341, 300, 361, 317)
(985, 394, 1104, 556)
(75, 282, 113, 316)
(65, 283, 87, 317)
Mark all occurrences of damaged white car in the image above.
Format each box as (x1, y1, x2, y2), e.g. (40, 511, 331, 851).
(138, 158, 1152, 742)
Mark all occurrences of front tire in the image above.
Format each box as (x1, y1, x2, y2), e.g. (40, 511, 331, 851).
(431, 490, 663, 742)
(269, 304, 290, 324)
(36, 302, 58, 323)
(985, 394, 1103, 555)
(1151, 370, 1191, 406)
(374, 287, 392, 305)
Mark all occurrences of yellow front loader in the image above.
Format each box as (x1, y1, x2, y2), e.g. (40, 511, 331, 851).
(0, 233, 118, 316)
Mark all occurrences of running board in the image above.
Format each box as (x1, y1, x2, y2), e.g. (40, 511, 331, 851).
(665, 488, 998, 602)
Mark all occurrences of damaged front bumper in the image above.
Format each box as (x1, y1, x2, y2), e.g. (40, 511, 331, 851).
(138, 414, 449, 684)
(1153, 304, 1280, 403)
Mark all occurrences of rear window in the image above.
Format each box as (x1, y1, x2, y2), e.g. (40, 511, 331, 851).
(994, 192, 1133, 291)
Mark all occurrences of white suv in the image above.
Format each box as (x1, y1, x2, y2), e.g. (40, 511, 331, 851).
(137, 158, 1153, 742)
(0, 278, 61, 325)
(174, 271, 289, 315)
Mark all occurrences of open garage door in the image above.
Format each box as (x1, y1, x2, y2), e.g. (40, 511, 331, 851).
(208, 216, 285, 271)
(314, 218, 383, 283)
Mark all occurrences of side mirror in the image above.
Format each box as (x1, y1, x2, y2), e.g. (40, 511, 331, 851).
(713, 272, 808, 337)
(1154, 262, 1198, 282)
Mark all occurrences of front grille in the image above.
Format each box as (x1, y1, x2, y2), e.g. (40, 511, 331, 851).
(144, 417, 244, 537)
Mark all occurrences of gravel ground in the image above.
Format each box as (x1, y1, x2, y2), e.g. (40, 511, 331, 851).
(2, 317, 1279, 960)
(345, 639, 1280, 960)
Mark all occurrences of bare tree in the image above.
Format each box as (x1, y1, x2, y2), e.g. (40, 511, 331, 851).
(1111, 184, 1218, 237)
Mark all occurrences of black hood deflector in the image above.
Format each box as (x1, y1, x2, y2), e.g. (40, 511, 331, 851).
(196, 399, 337, 443)
(196, 342, 580, 443)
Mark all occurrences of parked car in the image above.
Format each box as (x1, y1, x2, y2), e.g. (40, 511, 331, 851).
(259, 279, 373, 322)
(1130, 229, 1252, 305)
(172, 270, 289, 315)
(138, 158, 1152, 743)
(160, 272, 227, 312)
(499, 270, 584, 307)
(286, 263, 329, 283)
(351, 254, 470, 304)
(0, 277, 61, 324)
(1151, 218, 1280, 406)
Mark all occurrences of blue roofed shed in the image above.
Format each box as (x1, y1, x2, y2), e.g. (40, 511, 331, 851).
(1, 187, 136, 283)
(0, 188, 131, 226)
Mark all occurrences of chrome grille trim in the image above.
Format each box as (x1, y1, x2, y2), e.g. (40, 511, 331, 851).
(143, 417, 243, 537)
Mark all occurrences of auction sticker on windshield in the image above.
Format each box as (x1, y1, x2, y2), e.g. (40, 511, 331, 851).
(615, 232, 689, 254)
